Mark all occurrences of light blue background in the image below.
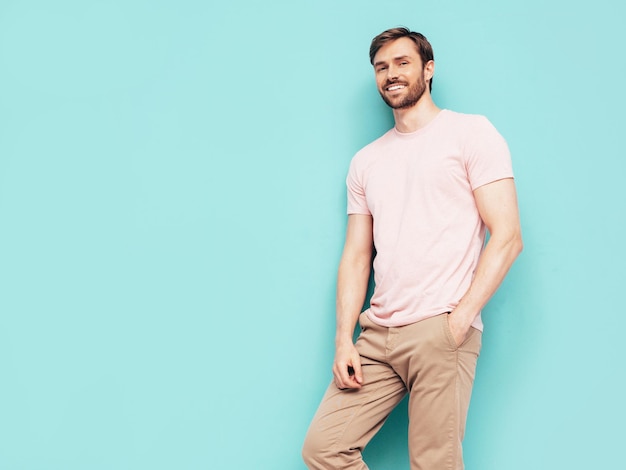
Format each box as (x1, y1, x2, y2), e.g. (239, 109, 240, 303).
(1, 1, 624, 469)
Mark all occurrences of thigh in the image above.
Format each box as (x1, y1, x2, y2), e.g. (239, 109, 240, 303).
(303, 359, 407, 467)
(401, 314, 481, 470)
(303, 314, 407, 468)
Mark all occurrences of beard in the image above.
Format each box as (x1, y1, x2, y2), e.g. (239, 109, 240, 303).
(379, 74, 427, 110)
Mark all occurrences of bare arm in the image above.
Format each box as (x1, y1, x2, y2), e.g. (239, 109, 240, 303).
(332, 214, 374, 389)
(448, 178, 523, 344)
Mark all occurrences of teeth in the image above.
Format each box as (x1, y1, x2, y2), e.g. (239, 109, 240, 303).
(387, 85, 405, 91)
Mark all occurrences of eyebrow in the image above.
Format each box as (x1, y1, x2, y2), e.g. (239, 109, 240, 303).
(374, 55, 411, 67)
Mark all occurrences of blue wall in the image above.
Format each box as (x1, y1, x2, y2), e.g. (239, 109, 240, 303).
(1, 1, 624, 468)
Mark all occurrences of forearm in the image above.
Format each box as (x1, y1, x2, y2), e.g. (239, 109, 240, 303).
(453, 232, 523, 326)
(335, 255, 371, 345)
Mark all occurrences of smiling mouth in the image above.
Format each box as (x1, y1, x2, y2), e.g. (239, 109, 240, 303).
(386, 84, 406, 92)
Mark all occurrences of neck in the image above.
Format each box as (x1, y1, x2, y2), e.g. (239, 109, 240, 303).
(392, 93, 441, 133)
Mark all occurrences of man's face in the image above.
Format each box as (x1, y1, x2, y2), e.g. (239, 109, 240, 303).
(373, 37, 431, 110)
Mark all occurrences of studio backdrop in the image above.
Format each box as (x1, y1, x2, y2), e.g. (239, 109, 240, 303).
(1, 0, 624, 468)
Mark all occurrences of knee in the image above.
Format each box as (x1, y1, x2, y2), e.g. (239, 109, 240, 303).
(303, 430, 362, 469)
(301, 431, 322, 468)
(302, 427, 333, 469)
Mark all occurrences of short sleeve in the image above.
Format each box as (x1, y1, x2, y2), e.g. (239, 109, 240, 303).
(465, 116, 514, 190)
(346, 157, 371, 215)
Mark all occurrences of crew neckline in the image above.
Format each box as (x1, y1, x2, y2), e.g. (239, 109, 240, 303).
(392, 109, 448, 137)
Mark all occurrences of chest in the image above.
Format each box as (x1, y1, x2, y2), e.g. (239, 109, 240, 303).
(363, 140, 470, 214)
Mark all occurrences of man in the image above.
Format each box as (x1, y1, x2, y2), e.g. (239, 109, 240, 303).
(302, 27, 522, 470)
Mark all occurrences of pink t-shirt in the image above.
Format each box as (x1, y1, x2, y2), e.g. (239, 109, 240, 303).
(347, 109, 513, 330)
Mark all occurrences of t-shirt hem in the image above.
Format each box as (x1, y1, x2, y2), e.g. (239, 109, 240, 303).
(366, 309, 484, 332)
(470, 174, 515, 192)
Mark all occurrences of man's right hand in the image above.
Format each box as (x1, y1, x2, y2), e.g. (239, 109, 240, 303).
(332, 342, 363, 390)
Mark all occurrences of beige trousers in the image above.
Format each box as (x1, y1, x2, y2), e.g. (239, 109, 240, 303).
(302, 312, 481, 470)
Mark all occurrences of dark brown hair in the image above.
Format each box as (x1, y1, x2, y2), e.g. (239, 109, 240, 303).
(369, 27, 434, 91)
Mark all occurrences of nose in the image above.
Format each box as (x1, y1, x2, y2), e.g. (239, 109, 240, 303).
(386, 64, 399, 81)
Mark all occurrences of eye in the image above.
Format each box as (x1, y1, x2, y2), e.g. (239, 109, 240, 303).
(377, 66, 387, 72)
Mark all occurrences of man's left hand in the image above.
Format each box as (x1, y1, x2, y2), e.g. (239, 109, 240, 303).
(447, 312, 472, 347)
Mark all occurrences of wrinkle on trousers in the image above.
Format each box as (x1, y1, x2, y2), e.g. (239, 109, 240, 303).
(302, 312, 481, 470)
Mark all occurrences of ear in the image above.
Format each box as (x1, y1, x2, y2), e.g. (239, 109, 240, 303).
(424, 60, 435, 81)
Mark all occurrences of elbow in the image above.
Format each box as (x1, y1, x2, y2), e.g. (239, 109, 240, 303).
(515, 238, 524, 258)
(339, 252, 372, 277)
(492, 228, 523, 260)
(511, 231, 524, 258)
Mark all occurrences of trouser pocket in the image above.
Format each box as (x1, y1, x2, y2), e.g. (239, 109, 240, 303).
(441, 312, 460, 350)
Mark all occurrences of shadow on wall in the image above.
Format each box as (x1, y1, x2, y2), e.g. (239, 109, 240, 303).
(362, 395, 411, 468)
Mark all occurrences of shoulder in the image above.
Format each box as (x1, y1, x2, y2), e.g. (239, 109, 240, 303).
(441, 110, 500, 135)
(349, 128, 396, 171)
(441, 110, 508, 155)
